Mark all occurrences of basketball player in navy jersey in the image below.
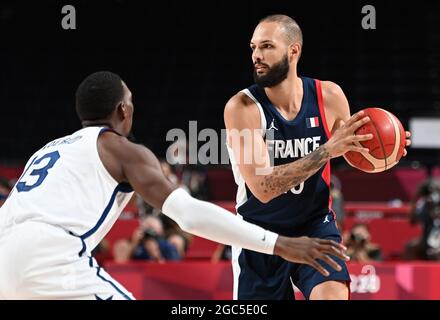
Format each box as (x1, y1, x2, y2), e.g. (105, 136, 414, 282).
(224, 15, 411, 300)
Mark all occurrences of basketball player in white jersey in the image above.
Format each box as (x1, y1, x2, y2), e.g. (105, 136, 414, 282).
(0, 71, 353, 300)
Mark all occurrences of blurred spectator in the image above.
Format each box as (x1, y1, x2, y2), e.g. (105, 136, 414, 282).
(141, 215, 165, 236)
(135, 160, 189, 218)
(131, 216, 181, 262)
(119, 194, 139, 219)
(111, 215, 184, 263)
(165, 138, 208, 200)
(167, 233, 189, 258)
(132, 230, 180, 262)
(91, 239, 111, 266)
(211, 244, 232, 263)
(160, 159, 178, 185)
(405, 178, 440, 260)
(113, 239, 132, 263)
(133, 230, 167, 263)
(344, 223, 383, 262)
(178, 164, 208, 200)
(330, 174, 345, 231)
(0, 176, 11, 207)
(136, 193, 158, 217)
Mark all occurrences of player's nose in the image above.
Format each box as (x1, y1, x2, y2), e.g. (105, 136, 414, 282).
(252, 48, 263, 62)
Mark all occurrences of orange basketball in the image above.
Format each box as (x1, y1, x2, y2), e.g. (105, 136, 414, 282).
(344, 108, 406, 173)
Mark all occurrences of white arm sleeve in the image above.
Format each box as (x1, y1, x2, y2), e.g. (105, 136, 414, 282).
(162, 188, 278, 255)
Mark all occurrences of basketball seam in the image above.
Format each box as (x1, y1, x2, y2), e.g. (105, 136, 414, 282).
(383, 109, 401, 164)
(367, 110, 388, 170)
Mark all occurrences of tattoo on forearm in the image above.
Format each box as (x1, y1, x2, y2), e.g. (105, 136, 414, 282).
(261, 146, 331, 195)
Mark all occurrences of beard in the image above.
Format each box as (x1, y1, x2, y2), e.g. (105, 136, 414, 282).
(253, 54, 289, 88)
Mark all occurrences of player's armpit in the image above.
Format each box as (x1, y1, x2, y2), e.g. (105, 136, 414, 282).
(98, 132, 176, 209)
(320, 81, 351, 134)
(320, 81, 365, 167)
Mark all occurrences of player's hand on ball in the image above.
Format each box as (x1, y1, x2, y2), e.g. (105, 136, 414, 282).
(344, 108, 407, 172)
(403, 131, 411, 157)
(274, 236, 350, 277)
(324, 111, 373, 158)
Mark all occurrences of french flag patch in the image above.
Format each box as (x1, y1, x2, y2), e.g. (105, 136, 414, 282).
(306, 117, 320, 128)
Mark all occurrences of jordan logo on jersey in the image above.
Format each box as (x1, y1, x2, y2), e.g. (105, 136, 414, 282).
(268, 119, 278, 131)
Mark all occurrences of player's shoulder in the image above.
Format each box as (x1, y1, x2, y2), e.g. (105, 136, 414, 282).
(97, 131, 159, 183)
(98, 131, 153, 162)
(319, 80, 345, 99)
(224, 91, 259, 116)
(319, 80, 349, 113)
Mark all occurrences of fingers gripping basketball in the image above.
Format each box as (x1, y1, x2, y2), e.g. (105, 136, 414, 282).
(345, 108, 406, 173)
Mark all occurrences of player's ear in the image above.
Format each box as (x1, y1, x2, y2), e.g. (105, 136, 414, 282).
(116, 102, 127, 120)
(289, 43, 301, 62)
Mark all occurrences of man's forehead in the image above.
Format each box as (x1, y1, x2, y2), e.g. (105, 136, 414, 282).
(251, 22, 284, 43)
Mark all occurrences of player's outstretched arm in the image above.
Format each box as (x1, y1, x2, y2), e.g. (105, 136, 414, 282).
(98, 132, 349, 276)
(224, 93, 372, 203)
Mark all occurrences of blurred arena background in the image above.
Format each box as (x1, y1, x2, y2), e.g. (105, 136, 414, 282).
(1, 0, 440, 299)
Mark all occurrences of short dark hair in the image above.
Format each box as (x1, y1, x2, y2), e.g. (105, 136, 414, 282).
(75, 71, 124, 121)
(259, 14, 303, 47)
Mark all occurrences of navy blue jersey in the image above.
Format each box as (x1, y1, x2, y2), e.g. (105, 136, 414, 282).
(229, 77, 334, 235)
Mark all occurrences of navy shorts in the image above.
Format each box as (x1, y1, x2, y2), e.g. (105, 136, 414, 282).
(232, 214, 350, 300)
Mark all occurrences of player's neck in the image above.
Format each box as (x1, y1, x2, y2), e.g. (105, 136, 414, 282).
(82, 120, 112, 128)
(264, 72, 302, 113)
(82, 119, 123, 136)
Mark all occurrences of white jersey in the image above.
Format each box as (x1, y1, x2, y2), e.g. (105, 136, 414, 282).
(0, 126, 134, 254)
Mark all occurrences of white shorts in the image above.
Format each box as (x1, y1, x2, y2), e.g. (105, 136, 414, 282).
(0, 221, 135, 300)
